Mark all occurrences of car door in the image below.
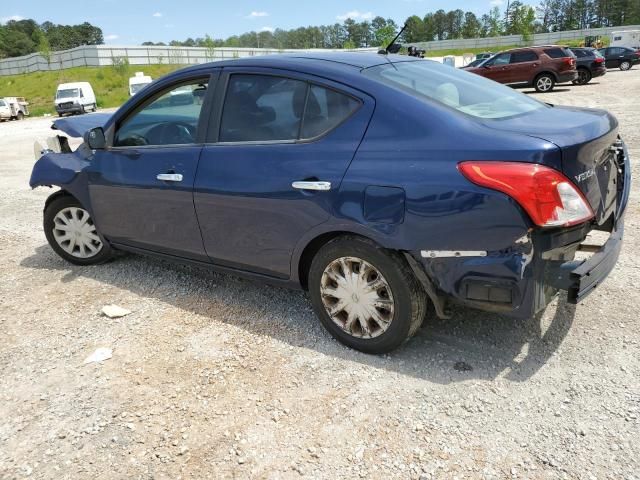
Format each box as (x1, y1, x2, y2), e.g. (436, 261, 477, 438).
(480, 53, 513, 83)
(193, 68, 374, 278)
(605, 48, 622, 68)
(508, 50, 539, 85)
(88, 73, 216, 260)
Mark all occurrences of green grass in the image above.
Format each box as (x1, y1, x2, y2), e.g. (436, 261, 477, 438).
(0, 64, 185, 116)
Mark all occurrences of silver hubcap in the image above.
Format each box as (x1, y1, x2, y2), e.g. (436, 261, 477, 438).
(621, 62, 630, 70)
(537, 77, 552, 91)
(52, 207, 103, 258)
(320, 257, 394, 339)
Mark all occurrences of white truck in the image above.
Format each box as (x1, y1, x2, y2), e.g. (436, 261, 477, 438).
(129, 72, 153, 96)
(54, 82, 97, 117)
(611, 30, 640, 50)
(0, 97, 30, 121)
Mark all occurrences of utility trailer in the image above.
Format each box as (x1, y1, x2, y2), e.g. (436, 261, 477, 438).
(0, 97, 30, 121)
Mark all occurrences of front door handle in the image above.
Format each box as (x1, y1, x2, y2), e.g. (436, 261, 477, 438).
(292, 181, 331, 191)
(157, 173, 183, 182)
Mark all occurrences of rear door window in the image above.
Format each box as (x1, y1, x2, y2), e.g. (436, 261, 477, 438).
(510, 51, 538, 63)
(219, 74, 360, 142)
(300, 85, 360, 139)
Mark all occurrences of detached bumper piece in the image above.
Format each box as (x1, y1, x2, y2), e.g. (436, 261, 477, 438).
(554, 221, 624, 303)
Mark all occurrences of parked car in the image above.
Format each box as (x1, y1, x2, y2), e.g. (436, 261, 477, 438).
(569, 47, 607, 84)
(0, 96, 29, 121)
(54, 82, 97, 116)
(597, 46, 640, 70)
(464, 45, 577, 92)
(30, 53, 630, 353)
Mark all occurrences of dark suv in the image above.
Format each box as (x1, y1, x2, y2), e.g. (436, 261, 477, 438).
(597, 46, 640, 71)
(464, 45, 577, 92)
(569, 47, 607, 84)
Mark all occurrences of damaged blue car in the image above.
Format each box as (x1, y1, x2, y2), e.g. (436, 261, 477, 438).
(30, 53, 630, 353)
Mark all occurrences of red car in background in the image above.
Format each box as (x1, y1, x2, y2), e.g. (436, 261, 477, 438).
(463, 45, 577, 92)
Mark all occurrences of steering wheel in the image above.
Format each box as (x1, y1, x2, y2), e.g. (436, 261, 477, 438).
(146, 121, 196, 145)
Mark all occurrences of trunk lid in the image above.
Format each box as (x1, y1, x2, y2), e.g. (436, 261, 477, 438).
(484, 105, 620, 224)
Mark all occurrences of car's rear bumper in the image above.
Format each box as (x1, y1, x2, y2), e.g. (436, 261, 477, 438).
(558, 71, 579, 83)
(592, 67, 607, 78)
(412, 140, 630, 319)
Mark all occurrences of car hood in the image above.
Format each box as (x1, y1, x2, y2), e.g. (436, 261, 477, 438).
(52, 113, 112, 138)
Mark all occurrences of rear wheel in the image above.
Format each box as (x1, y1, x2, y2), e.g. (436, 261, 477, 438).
(534, 73, 555, 92)
(308, 236, 426, 354)
(573, 68, 592, 85)
(620, 60, 632, 71)
(44, 195, 113, 266)
(16, 111, 24, 120)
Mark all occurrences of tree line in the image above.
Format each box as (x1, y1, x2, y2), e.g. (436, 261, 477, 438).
(0, 19, 103, 59)
(1, 0, 638, 60)
(144, 0, 640, 49)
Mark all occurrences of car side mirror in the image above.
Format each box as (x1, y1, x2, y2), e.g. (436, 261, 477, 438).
(85, 127, 106, 150)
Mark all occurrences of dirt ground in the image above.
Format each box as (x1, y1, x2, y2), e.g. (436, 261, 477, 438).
(1, 69, 639, 480)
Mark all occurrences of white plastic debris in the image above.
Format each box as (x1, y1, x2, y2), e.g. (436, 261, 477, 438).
(83, 347, 113, 365)
(101, 305, 131, 319)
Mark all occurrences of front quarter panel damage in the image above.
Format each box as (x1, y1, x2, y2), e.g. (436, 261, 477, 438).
(29, 144, 94, 211)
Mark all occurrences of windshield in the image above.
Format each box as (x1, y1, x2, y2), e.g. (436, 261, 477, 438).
(57, 88, 79, 99)
(130, 82, 150, 95)
(363, 60, 547, 119)
(0, 100, 5, 107)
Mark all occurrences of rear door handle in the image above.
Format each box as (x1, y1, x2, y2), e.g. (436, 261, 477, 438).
(157, 173, 183, 182)
(292, 181, 331, 191)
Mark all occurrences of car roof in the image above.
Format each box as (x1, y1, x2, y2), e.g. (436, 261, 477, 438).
(172, 52, 416, 75)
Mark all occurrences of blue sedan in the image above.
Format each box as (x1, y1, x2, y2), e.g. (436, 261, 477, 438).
(30, 53, 630, 353)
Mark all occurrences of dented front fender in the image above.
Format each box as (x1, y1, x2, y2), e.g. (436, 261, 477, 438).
(29, 145, 93, 189)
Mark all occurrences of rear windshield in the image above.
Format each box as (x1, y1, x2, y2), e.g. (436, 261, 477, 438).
(57, 88, 79, 99)
(362, 60, 547, 119)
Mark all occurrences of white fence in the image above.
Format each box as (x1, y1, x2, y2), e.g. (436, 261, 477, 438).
(2, 24, 638, 75)
(409, 24, 640, 51)
(0, 45, 376, 76)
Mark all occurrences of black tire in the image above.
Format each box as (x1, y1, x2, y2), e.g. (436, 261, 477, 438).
(17, 111, 24, 120)
(574, 68, 592, 85)
(534, 73, 555, 93)
(620, 60, 632, 71)
(58, 112, 63, 117)
(308, 236, 427, 354)
(44, 195, 113, 266)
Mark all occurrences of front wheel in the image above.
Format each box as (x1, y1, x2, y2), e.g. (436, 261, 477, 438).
(44, 195, 113, 265)
(620, 61, 632, 71)
(308, 236, 427, 354)
(534, 74, 555, 92)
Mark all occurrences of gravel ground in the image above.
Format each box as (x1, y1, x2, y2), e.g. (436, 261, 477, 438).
(1, 70, 639, 480)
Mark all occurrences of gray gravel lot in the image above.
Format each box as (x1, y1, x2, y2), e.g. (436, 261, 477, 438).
(1, 70, 639, 480)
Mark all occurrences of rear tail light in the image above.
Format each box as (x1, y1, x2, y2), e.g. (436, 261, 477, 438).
(595, 57, 604, 63)
(563, 57, 575, 66)
(458, 161, 594, 228)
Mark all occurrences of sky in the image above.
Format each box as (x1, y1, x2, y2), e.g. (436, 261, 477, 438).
(0, 0, 537, 45)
